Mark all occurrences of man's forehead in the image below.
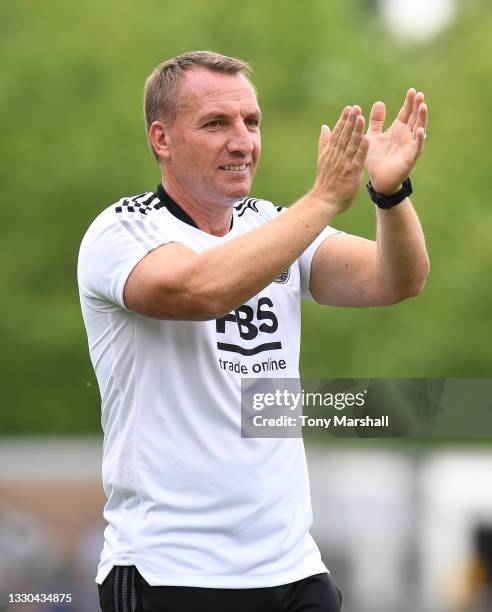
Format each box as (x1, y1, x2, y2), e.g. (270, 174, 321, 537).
(180, 68, 260, 114)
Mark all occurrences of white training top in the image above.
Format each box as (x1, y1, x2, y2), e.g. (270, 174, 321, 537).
(77, 186, 339, 588)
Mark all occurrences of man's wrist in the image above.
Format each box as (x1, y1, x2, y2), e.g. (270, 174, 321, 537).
(366, 178, 413, 210)
(305, 188, 352, 216)
(369, 181, 403, 196)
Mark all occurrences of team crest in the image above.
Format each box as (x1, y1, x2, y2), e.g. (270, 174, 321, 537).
(274, 269, 290, 284)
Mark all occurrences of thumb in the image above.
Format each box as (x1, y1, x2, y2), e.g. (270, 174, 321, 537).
(318, 124, 331, 155)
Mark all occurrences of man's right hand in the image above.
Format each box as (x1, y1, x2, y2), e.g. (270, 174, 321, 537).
(310, 106, 369, 214)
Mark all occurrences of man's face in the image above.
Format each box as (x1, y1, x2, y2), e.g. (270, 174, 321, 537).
(163, 68, 262, 206)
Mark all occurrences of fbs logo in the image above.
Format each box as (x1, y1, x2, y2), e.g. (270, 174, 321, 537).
(274, 269, 290, 284)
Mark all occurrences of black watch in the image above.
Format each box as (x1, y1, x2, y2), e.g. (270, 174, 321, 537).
(366, 177, 413, 209)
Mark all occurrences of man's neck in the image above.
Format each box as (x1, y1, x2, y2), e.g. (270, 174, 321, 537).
(162, 178, 234, 237)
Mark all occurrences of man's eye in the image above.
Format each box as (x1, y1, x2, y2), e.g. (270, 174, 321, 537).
(205, 120, 223, 129)
(246, 119, 260, 128)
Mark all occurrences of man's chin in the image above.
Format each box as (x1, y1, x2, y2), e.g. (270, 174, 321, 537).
(222, 180, 252, 202)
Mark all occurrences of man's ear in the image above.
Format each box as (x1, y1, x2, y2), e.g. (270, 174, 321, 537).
(148, 120, 171, 161)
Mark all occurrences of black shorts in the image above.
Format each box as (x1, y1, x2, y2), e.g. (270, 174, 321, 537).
(98, 565, 343, 612)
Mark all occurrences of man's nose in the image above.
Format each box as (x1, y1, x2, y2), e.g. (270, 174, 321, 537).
(226, 122, 254, 155)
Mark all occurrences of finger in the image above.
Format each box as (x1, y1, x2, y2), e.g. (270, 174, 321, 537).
(318, 124, 331, 156)
(352, 134, 369, 167)
(338, 107, 361, 150)
(367, 101, 386, 134)
(330, 106, 352, 147)
(346, 114, 366, 158)
(397, 88, 416, 124)
(414, 126, 426, 156)
(413, 102, 428, 134)
(408, 91, 424, 131)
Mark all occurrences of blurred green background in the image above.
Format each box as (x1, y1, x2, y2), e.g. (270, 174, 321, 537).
(1, 0, 491, 432)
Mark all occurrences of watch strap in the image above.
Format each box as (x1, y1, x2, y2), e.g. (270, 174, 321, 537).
(366, 177, 413, 209)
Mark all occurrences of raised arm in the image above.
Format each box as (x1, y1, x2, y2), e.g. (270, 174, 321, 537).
(124, 107, 369, 320)
(309, 89, 430, 306)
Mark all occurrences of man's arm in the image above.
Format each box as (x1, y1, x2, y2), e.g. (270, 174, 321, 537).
(309, 199, 429, 306)
(309, 88, 430, 306)
(124, 106, 369, 320)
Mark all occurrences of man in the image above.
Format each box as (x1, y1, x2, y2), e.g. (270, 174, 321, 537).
(78, 51, 429, 612)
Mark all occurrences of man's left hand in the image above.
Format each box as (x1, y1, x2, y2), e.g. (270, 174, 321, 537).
(365, 88, 428, 195)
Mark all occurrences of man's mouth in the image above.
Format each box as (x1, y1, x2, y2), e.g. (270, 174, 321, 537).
(219, 164, 249, 171)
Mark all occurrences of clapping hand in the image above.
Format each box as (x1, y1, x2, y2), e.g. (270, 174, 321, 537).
(313, 106, 369, 213)
(365, 88, 428, 195)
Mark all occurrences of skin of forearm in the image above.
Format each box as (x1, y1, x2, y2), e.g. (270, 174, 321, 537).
(375, 198, 430, 301)
(181, 192, 339, 319)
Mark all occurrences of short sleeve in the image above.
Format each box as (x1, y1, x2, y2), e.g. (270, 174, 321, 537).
(77, 211, 173, 311)
(298, 225, 343, 302)
(254, 202, 343, 302)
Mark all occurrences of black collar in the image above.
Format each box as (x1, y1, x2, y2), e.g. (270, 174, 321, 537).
(156, 184, 199, 229)
(155, 184, 234, 231)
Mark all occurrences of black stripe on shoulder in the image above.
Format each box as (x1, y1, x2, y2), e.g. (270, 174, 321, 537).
(234, 198, 249, 212)
(131, 192, 155, 205)
(235, 197, 260, 213)
(115, 193, 160, 217)
(237, 198, 261, 218)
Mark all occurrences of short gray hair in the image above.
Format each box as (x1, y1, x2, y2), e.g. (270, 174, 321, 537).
(144, 50, 253, 159)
